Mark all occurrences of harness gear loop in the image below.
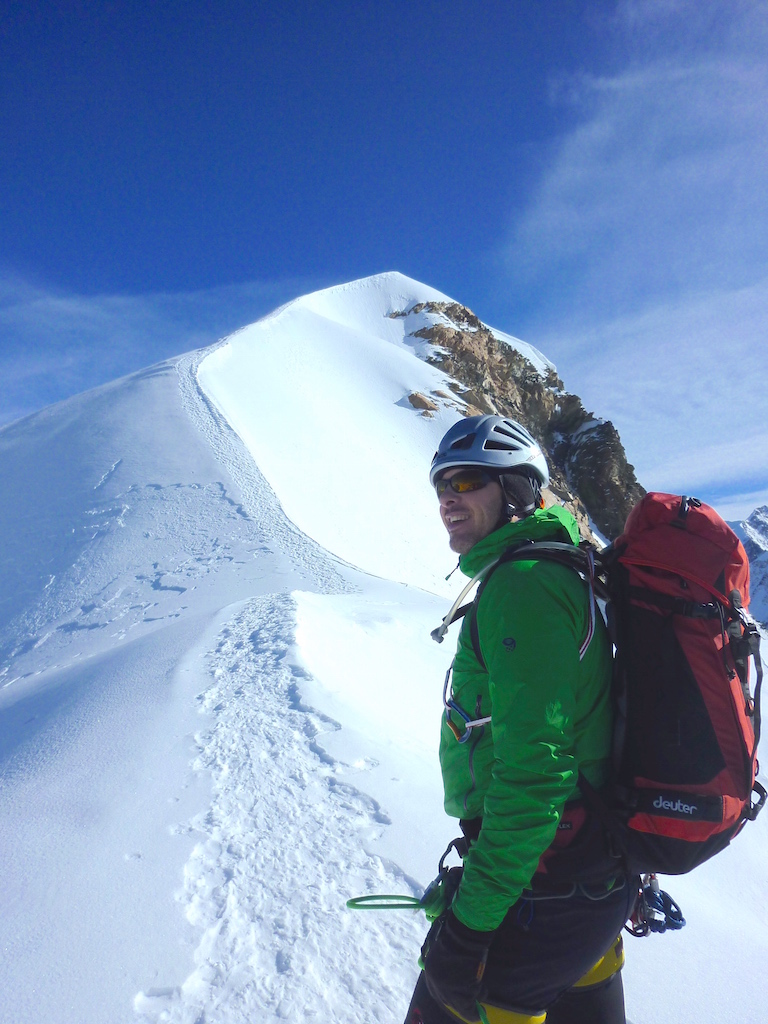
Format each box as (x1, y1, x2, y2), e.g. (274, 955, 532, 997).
(626, 874, 685, 936)
(347, 836, 468, 920)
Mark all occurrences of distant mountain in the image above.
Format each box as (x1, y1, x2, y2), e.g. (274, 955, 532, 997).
(733, 505, 768, 560)
(731, 506, 768, 624)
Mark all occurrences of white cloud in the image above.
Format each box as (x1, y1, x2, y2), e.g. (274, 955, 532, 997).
(511, 59, 768, 310)
(536, 278, 768, 483)
(499, 0, 768, 520)
(712, 487, 768, 524)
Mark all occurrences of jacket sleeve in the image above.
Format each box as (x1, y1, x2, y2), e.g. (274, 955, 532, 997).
(450, 561, 586, 931)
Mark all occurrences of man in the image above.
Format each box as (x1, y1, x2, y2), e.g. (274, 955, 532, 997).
(405, 415, 634, 1024)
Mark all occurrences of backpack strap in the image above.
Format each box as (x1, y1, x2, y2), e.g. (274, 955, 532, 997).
(468, 600, 485, 671)
(627, 587, 727, 618)
(743, 617, 763, 761)
(747, 629, 765, 819)
(464, 541, 601, 671)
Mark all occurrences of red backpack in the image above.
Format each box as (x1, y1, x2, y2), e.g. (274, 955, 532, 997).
(596, 492, 764, 874)
(450, 492, 764, 877)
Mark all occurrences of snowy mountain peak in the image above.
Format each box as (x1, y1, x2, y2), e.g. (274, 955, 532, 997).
(740, 505, 768, 556)
(1, 272, 766, 1024)
(731, 506, 768, 624)
(269, 271, 454, 334)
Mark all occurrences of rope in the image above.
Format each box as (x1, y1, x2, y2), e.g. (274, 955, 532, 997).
(346, 894, 424, 911)
(347, 858, 464, 921)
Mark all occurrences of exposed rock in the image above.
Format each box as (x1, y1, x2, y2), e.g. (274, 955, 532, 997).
(405, 300, 645, 541)
(552, 420, 645, 540)
(407, 392, 438, 415)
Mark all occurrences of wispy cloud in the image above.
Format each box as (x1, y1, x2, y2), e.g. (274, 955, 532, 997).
(539, 278, 768, 487)
(0, 274, 322, 426)
(500, 0, 768, 519)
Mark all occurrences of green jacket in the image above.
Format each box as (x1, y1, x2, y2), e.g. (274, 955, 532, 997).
(441, 505, 613, 931)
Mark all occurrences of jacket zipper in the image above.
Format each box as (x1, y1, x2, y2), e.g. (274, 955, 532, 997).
(463, 695, 486, 814)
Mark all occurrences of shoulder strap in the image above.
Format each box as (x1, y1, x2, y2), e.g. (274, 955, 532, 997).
(467, 541, 602, 671)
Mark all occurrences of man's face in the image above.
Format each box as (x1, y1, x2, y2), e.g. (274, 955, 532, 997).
(436, 466, 506, 554)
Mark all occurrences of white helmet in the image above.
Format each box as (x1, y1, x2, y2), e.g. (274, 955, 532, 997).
(429, 415, 550, 488)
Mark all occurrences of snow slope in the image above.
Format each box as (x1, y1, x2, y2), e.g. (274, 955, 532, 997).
(0, 272, 765, 1024)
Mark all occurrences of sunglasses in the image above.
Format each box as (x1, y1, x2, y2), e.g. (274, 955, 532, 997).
(434, 468, 496, 497)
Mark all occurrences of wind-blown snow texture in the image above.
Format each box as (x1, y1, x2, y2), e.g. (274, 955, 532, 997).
(0, 272, 765, 1024)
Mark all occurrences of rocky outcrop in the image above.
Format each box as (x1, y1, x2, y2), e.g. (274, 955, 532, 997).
(407, 392, 438, 415)
(395, 300, 645, 541)
(552, 419, 645, 541)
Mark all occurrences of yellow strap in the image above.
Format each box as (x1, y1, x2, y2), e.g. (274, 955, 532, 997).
(460, 934, 625, 1023)
(572, 935, 625, 989)
(479, 1006, 546, 1024)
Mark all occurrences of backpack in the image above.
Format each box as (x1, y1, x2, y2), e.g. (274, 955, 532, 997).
(441, 492, 765, 877)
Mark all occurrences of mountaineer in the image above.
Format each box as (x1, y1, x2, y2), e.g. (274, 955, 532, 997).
(404, 415, 635, 1024)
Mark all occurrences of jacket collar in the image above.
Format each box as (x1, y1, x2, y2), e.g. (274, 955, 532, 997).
(459, 505, 580, 578)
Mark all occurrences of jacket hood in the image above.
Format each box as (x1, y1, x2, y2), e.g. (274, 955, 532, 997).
(459, 505, 580, 578)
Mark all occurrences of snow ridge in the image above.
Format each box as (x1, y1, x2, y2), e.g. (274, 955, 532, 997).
(177, 350, 350, 597)
(135, 594, 423, 1023)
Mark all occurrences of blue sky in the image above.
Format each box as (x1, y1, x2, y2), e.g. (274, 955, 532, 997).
(2, 0, 767, 520)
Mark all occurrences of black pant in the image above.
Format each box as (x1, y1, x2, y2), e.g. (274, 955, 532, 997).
(404, 877, 636, 1023)
(405, 972, 626, 1024)
(546, 973, 626, 1024)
